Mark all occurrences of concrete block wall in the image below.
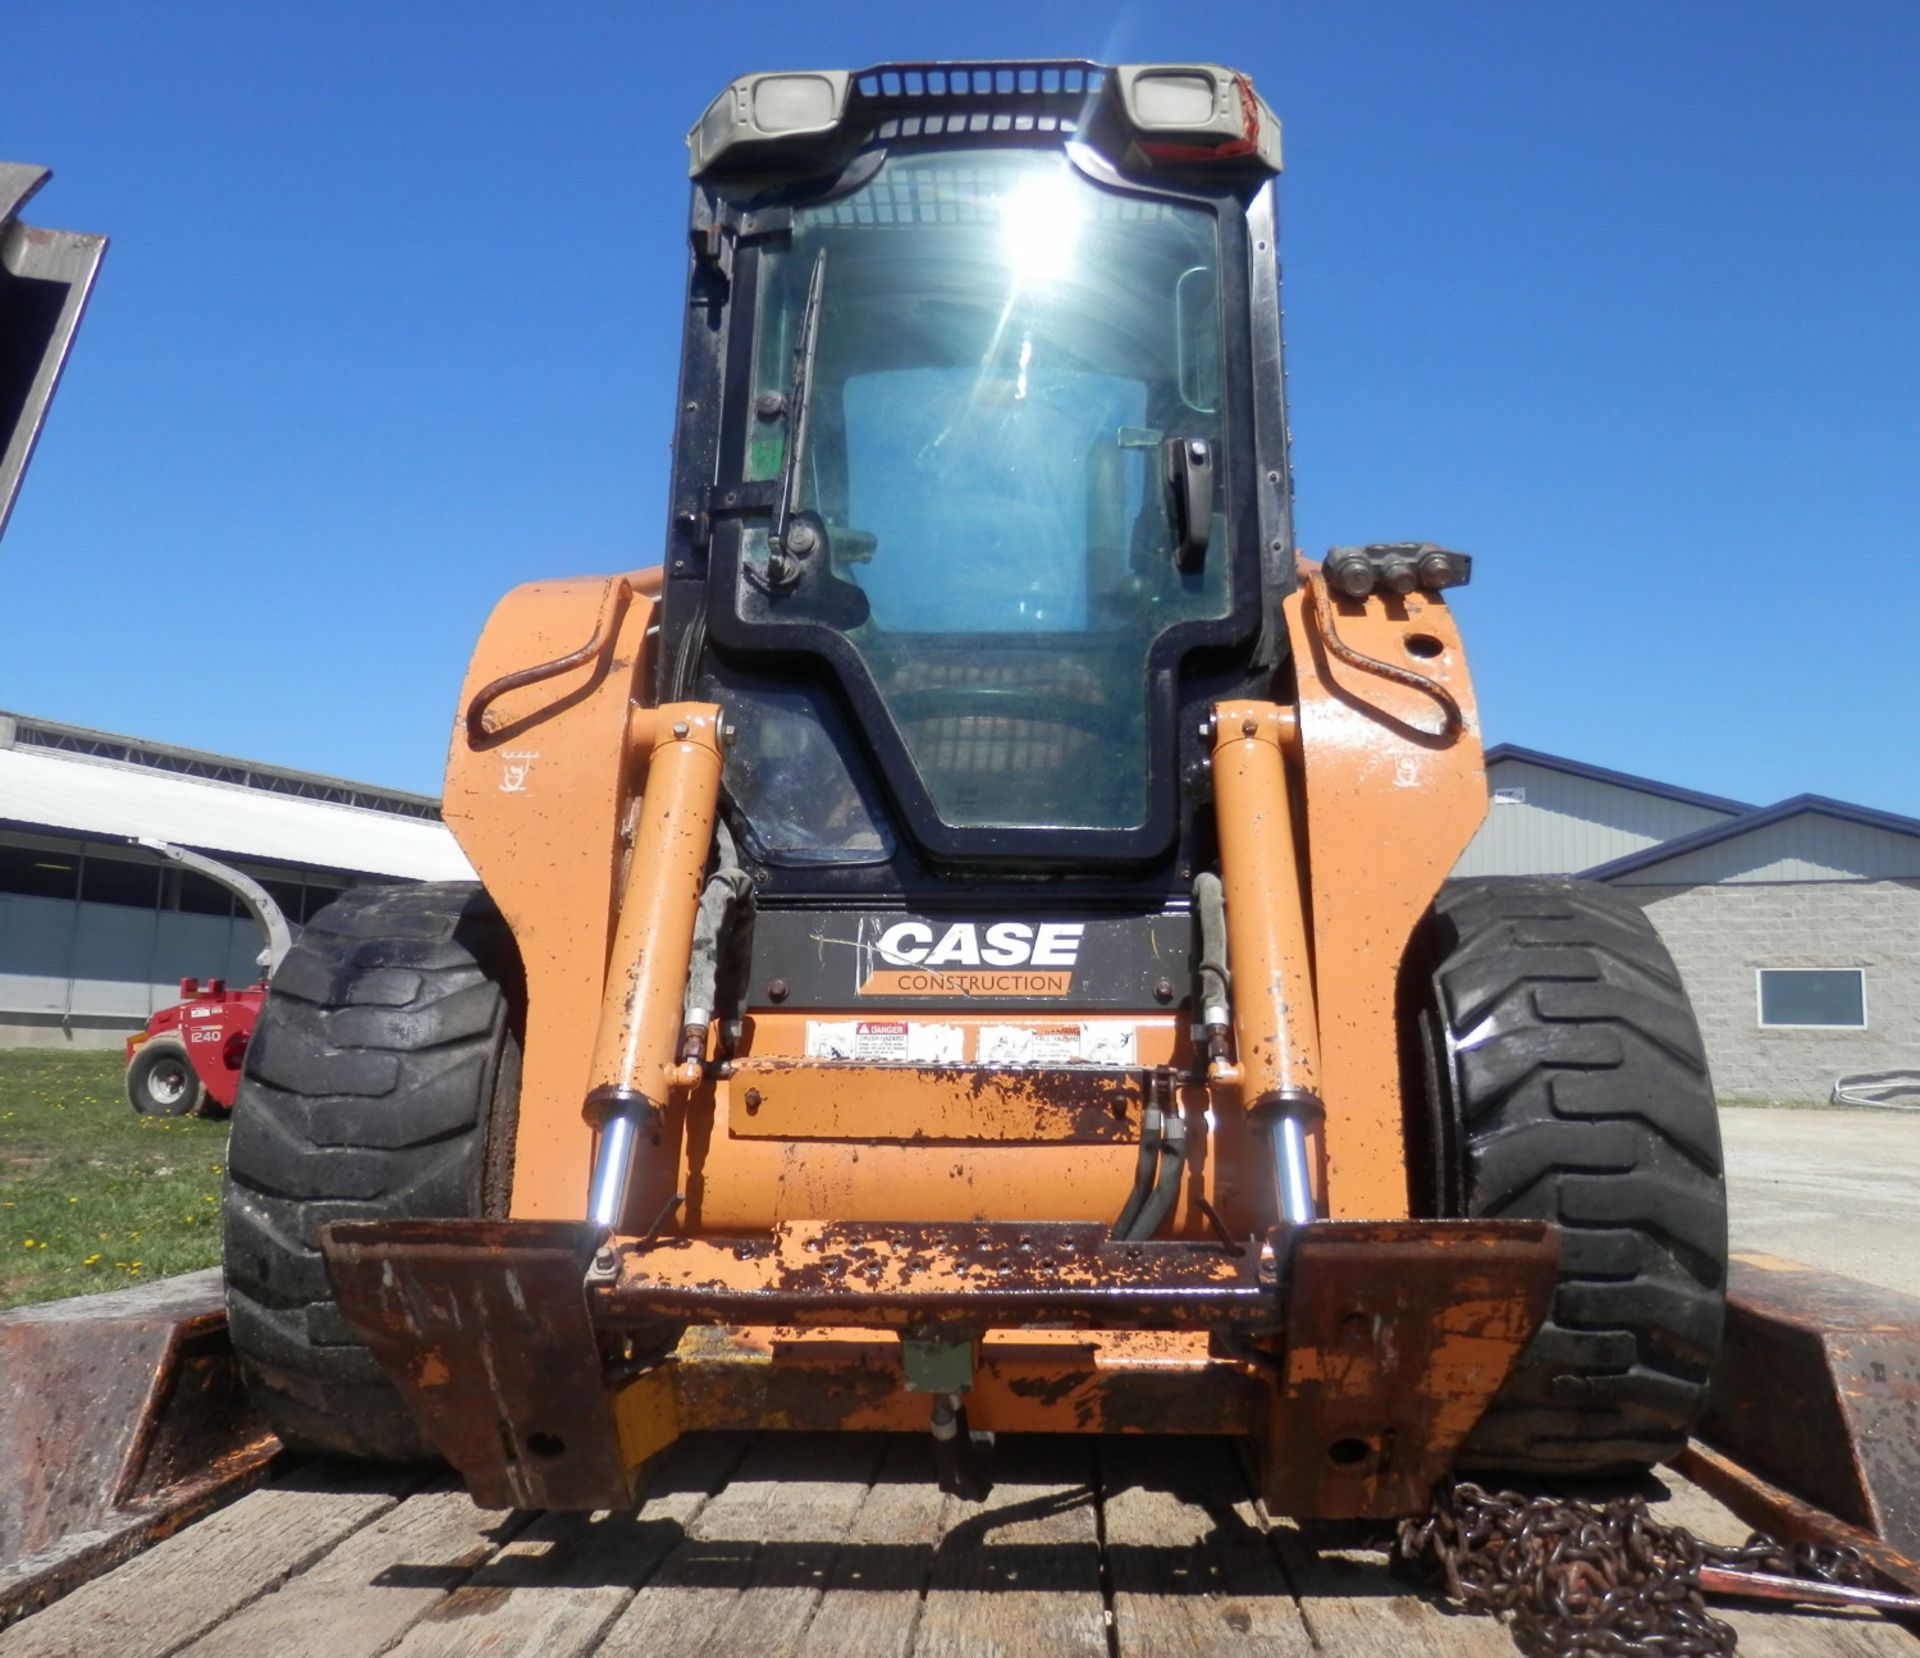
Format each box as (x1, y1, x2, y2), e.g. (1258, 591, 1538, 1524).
(1622, 877, 1920, 1104)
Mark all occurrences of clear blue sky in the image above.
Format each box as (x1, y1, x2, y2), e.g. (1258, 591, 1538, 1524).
(4, 2, 1916, 814)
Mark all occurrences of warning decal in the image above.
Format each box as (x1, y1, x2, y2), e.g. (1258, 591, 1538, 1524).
(975, 1022, 1139, 1068)
(805, 1020, 966, 1063)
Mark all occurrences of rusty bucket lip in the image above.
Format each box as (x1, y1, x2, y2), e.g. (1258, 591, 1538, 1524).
(317, 1213, 1560, 1516)
(320, 1214, 1557, 1335)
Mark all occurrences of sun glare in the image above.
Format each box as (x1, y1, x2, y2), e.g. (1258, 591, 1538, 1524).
(996, 166, 1084, 285)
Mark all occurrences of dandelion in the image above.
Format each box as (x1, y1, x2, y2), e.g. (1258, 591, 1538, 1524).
(84, 1254, 100, 1266)
(21, 1238, 34, 1249)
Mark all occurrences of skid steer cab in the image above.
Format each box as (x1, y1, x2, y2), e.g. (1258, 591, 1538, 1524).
(221, 61, 1727, 1515)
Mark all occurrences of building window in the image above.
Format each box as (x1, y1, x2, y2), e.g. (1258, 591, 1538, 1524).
(261, 879, 306, 924)
(300, 883, 346, 923)
(0, 844, 80, 900)
(168, 870, 237, 916)
(1757, 968, 1866, 1029)
(80, 855, 160, 909)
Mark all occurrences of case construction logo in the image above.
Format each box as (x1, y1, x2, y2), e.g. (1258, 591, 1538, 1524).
(855, 917, 1086, 998)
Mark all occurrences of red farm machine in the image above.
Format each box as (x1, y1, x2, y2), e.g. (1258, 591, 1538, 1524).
(121, 842, 294, 1118)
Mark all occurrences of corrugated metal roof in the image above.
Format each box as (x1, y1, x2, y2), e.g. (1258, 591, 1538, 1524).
(0, 743, 475, 881)
(1481, 744, 1754, 815)
(1581, 794, 1920, 885)
(0, 708, 441, 817)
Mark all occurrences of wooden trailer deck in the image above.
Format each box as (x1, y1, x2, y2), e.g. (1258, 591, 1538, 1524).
(5, 1431, 1916, 1658)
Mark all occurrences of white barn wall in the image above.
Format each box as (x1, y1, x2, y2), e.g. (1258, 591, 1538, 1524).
(1, 890, 268, 1048)
(0, 714, 473, 1050)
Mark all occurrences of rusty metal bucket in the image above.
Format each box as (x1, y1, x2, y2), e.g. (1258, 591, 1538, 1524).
(0, 1271, 279, 1627)
(1683, 1251, 1920, 1596)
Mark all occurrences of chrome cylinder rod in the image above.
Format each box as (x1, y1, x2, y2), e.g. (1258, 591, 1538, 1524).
(587, 1111, 639, 1229)
(1273, 1111, 1317, 1225)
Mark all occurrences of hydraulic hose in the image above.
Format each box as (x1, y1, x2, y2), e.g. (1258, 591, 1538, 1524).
(680, 818, 754, 1061)
(1192, 872, 1231, 1064)
(1126, 1095, 1186, 1242)
(1111, 1097, 1164, 1241)
(1113, 1073, 1186, 1243)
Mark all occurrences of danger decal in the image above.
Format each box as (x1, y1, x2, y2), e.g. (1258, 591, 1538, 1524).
(805, 1019, 966, 1063)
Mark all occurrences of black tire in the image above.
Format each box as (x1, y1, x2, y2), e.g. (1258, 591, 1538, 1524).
(1408, 876, 1727, 1474)
(127, 1039, 206, 1117)
(223, 882, 521, 1462)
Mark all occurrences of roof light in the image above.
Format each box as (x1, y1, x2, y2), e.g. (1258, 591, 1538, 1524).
(1111, 64, 1282, 171)
(687, 72, 854, 178)
(753, 74, 840, 131)
(1128, 71, 1220, 128)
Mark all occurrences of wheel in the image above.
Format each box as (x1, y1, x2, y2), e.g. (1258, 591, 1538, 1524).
(1408, 875, 1727, 1474)
(126, 1040, 206, 1117)
(222, 882, 522, 1461)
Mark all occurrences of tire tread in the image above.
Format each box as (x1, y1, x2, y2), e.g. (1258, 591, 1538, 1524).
(222, 881, 518, 1461)
(1424, 876, 1727, 1474)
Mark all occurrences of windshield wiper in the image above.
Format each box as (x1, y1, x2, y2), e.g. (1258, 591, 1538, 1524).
(767, 248, 827, 586)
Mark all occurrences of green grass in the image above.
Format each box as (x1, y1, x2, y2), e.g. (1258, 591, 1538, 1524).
(0, 1049, 228, 1311)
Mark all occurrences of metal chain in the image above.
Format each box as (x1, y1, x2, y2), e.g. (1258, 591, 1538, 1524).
(1393, 1480, 1873, 1656)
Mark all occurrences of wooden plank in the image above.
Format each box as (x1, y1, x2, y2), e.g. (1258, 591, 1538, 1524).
(911, 1436, 1108, 1658)
(175, 1484, 524, 1658)
(380, 1433, 744, 1658)
(795, 1435, 948, 1658)
(21, 1429, 1919, 1658)
(1099, 1437, 1312, 1656)
(1263, 1509, 1517, 1657)
(0, 1463, 413, 1658)
(595, 1433, 888, 1657)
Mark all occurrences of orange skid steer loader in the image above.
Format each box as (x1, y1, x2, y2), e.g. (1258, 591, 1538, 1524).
(221, 61, 1727, 1517)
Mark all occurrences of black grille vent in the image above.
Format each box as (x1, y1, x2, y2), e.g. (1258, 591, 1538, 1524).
(850, 61, 1106, 141)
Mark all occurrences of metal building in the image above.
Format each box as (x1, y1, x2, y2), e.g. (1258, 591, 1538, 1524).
(0, 711, 473, 1048)
(1458, 746, 1920, 1105)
